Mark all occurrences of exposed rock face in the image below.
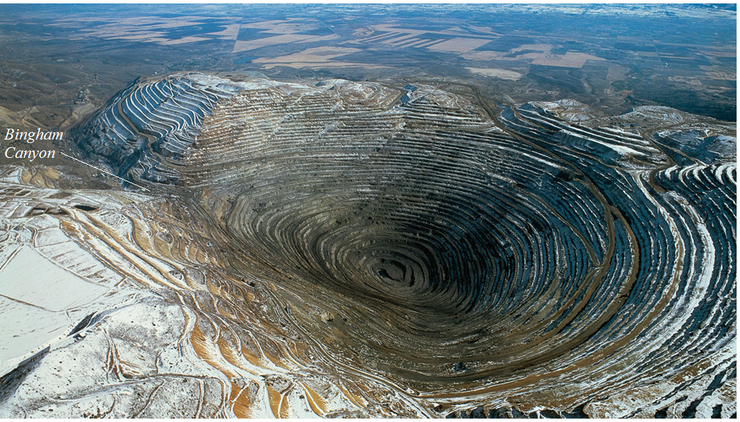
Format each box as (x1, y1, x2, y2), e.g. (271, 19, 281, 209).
(1, 73, 735, 418)
(71, 74, 239, 184)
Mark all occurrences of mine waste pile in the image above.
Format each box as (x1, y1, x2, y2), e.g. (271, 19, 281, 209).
(0, 73, 735, 418)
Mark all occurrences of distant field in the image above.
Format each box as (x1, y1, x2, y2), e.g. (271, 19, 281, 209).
(0, 4, 734, 126)
(466, 67, 523, 80)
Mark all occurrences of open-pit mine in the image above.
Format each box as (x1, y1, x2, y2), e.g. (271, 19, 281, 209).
(0, 73, 735, 418)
